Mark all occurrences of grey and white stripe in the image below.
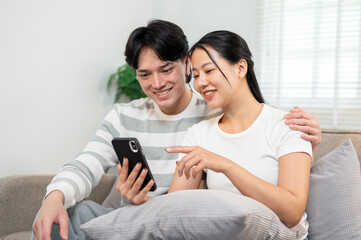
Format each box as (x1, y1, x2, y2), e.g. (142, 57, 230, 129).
(46, 93, 222, 209)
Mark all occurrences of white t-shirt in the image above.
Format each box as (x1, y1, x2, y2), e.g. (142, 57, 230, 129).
(180, 104, 312, 235)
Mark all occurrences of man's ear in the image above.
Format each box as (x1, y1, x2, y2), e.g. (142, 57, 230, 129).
(237, 59, 248, 79)
(185, 55, 192, 83)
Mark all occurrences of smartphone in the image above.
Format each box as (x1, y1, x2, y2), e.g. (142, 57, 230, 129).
(111, 137, 157, 191)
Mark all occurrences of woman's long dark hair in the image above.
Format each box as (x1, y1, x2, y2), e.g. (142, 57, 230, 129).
(189, 30, 264, 103)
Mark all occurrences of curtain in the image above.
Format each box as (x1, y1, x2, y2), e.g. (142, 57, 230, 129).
(256, 0, 361, 130)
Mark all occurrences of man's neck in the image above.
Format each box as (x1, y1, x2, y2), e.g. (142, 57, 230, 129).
(159, 87, 193, 115)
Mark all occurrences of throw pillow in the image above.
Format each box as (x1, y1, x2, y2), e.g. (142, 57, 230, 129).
(306, 139, 361, 239)
(81, 189, 304, 240)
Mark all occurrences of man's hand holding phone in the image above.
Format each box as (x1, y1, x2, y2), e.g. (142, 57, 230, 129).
(115, 157, 155, 205)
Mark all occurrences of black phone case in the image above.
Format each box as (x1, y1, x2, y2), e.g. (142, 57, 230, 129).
(111, 137, 157, 191)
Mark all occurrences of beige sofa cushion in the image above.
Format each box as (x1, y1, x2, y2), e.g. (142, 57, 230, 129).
(0, 231, 31, 240)
(315, 130, 361, 162)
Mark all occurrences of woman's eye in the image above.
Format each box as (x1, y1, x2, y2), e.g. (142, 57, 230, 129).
(193, 75, 199, 79)
(206, 69, 215, 74)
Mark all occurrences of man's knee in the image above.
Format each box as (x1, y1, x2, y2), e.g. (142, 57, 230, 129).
(67, 200, 113, 222)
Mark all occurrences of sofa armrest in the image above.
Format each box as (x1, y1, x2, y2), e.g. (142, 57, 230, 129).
(86, 174, 116, 204)
(0, 174, 116, 237)
(0, 175, 53, 237)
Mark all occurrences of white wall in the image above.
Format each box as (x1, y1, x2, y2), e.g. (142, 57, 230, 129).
(0, 0, 257, 178)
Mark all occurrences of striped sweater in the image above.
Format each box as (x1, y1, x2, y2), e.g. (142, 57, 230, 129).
(46, 93, 221, 209)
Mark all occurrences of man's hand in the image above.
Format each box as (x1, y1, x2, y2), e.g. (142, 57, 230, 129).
(32, 190, 69, 240)
(284, 106, 322, 154)
(115, 158, 154, 205)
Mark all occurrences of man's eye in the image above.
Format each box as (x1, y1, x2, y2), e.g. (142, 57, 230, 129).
(163, 67, 174, 73)
(139, 73, 149, 78)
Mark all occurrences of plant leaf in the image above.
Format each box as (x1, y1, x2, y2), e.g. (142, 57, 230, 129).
(108, 63, 145, 102)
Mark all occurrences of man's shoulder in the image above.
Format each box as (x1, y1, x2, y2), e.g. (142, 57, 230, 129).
(112, 97, 157, 117)
(113, 97, 154, 110)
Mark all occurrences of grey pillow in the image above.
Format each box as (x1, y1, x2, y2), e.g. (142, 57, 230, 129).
(306, 140, 361, 239)
(81, 189, 304, 240)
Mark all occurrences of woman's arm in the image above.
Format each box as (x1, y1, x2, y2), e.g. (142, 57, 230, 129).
(167, 145, 228, 193)
(168, 164, 203, 193)
(167, 146, 311, 228)
(223, 152, 311, 228)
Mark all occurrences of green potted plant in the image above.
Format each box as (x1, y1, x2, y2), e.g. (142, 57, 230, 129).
(107, 64, 146, 102)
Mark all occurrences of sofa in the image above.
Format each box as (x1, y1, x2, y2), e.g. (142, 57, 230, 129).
(1, 130, 361, 240)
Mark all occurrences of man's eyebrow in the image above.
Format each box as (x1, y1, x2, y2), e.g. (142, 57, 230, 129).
(192, 62, 213, 71)
(159, 62, 172, 69)
(136, 62, 173, 73)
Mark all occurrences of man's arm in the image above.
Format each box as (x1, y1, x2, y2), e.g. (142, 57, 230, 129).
(284, 106, 321, 156)
(32, 191, 68, 240)
(32, 106, 121, 240)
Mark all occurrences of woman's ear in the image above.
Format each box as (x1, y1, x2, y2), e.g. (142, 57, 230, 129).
(237, 59, 248, 79)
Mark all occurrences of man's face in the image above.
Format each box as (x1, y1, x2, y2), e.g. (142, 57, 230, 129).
(136, 47, 191, 115)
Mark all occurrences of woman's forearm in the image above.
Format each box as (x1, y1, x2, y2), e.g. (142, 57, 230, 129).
(222, 156, 310, 228)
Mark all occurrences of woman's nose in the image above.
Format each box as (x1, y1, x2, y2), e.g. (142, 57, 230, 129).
(198, 75, 209, 88)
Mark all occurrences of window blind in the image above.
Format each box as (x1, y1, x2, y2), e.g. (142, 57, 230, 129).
(255, 0, 361, 130)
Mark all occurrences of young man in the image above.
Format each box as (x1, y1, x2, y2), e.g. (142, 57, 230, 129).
(32, 20, 321, 240)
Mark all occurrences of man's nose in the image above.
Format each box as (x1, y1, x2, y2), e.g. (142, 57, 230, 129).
(152, 73, 165, 89)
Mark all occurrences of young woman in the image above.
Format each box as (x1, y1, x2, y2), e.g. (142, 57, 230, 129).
(167, 31, 312, 238)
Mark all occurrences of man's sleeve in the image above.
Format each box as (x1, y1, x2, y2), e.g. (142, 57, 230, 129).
(45, 105, 121, 209)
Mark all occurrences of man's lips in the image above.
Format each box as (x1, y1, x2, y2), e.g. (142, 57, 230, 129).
(154, 88, 172, 96)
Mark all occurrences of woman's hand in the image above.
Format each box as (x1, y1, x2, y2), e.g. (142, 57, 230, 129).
(115, 158, 154, 205)
(166, 146, 232, 179)
(284, 106, 321, 153)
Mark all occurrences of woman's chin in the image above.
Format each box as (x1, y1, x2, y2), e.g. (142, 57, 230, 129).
(206, 101, 220, 109)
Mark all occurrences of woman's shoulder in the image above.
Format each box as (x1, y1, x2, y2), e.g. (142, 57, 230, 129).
(187, 114, 221, 133)
(263, 104, 287, 120)
(261, 105, 294, 136)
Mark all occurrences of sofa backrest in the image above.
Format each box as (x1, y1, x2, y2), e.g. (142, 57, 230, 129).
(315, 130, 361, 164)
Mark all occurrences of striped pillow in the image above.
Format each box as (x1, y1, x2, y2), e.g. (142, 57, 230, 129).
(81, 189, 303, 239)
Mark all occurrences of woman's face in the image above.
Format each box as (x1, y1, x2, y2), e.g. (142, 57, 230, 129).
(191, 47, 240, 109)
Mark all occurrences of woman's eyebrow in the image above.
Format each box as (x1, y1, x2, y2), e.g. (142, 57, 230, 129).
(201, 62, 213, 68)
(193, 62, 213, 71)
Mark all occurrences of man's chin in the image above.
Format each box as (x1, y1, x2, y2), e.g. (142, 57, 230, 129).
(156, 99, 178, 114)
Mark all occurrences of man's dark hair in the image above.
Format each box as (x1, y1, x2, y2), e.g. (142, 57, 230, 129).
(125, 20, 189, 75)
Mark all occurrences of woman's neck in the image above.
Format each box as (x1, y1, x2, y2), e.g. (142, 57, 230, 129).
(219, 94, 263, 134)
